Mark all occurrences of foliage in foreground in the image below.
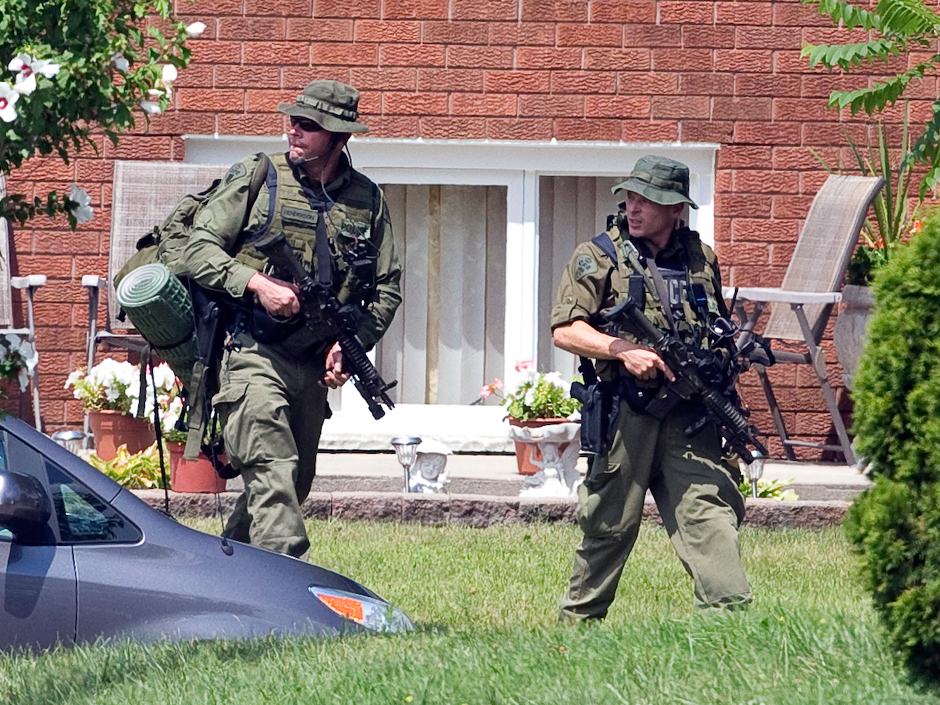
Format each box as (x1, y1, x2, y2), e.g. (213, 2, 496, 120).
(0, 522, 937, 704)
(848, 211, 940, 683)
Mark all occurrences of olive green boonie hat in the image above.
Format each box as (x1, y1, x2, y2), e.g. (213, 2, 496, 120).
(612, 155, 698, 209)
(278, 79, 369, 134)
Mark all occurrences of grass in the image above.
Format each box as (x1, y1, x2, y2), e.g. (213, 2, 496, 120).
(0, 520, 937, 705)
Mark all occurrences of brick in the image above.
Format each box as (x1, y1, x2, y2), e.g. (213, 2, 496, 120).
(214, 66, 282, 89)
(620, 121, 679, 142)
(104, 136, 177, 160)
(174, 65, 214, 89)
(555, 118, 621, 141)
(734, 121, 800, 145)
(519, 94, 583, 117)
(452, 0, 518, 21)
(775, 2, 830, 26)
(652, 49, 713, 72)
(447, 45, 514, 69)
(243, 43, 310, 65)
(714, 50, 773, 73)
(18, 256, 75, 278)
(775, 51, 821, 74)
(316, 0, 381, 18)
(714, 241, 769, 266)
(618, 72, 680, 95)
(217, 114, 285, 135)
(802, 27, 870, 47)
(557, 24, 621, 47)
(287, 19, 354, 41)
(218, 18, 286, 41)
(590, 0, 656, 23)
(351, 67, 417, 90)
(244, 89, 293, 112)
(585, 96, 650, 119)
(422, 21, 489, 44)
(420, 117, 487, 139)
(450, 93, 517, 117)
(486, 118, 554, 140)
(771, 146, 837, 172)
(682, 26, 735, 49)
(737, 27, 803, 51)
(384, 0, 448, 19)
(189, 42, 242, 65)
(733, 170, 800, 194)
(681, 120, 733, 143)
(418, 68, 484, 92)
(800, 122, 866, 148)
(145, 112, 218, 136)
(74, 160, 114, 183)
(247, 0, 313, 15)
(728, 264, 786, 286)
(773, 98, 834, 123)
(380, 44, 446, 67)
(517, 47, 582, 70)
(717, 146, 773, 169)
(521, 0, 588, 23)
(801, 171, 831, 194)
(357, 90, 382, 114)
(772, 195, 815, 219)
(736, 74, 802, 97)
(624, 25, 681, 48)
(551, 71, 616, 94)
(10, 159, 75, 181)
(801, 74, 870, 98)
(366, 115, 421, 137)
(583, 49, 651, 71)
(489, 22, 555, 46)
(716, 193, 773, 217)
(713, 97, 772, 121)
(732, 218, 801, 242)
(384, 92, 448, 115)
(661, 2, 715, 24)
(484, 71, 550, 93)
(680, 73, 734, 96)
(769, 241, 797, 267)
(312, 43, 378, 65)
(716, 2, 772, 24)
(354, 20, 421, 42)
(651, 95, 710, 120)
(284, 67, 351, 85)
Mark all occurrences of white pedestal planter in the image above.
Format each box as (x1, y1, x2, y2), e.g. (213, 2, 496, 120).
(508, 422, 582, 498)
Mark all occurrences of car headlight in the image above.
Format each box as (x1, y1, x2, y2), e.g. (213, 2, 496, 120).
(309, 587, 414, 633)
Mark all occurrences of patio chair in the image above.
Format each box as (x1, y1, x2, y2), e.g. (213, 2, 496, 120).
(0, 174, 46, 430)
(83, 160, 229, 441)
(725, 174, 884, 467)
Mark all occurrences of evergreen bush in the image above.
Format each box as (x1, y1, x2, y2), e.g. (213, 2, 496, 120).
(847, 209, 940, 683)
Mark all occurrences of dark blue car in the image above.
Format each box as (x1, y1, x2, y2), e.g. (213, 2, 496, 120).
(0, 416, 412, 650)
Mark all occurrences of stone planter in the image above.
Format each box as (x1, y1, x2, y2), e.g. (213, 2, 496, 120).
(507, 419, 581, 497)
(833, 284, 874, 391)
(87, 409, 155, 461)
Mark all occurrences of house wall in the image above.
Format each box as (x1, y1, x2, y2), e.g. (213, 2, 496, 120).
(7, 0, 918, 458)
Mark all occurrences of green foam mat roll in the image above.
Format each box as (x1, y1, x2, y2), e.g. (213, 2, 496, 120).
(156, 333, 197, 390)
(116, 263, 194, 348)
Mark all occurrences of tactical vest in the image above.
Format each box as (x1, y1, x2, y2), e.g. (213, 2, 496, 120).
(235, 153, 380, 307)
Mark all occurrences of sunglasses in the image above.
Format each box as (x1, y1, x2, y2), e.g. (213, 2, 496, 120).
(289, 116, 324, 132)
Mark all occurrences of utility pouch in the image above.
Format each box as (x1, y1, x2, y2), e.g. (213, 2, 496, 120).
(571, 379, 620, 455)
(249, 305, 303, 344)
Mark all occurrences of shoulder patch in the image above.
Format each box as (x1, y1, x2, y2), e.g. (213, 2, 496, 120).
(224, 162, 247, 185)
(574, 253, 599, 281)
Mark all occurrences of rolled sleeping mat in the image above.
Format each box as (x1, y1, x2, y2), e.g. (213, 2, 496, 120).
(116, 262, 197, 388)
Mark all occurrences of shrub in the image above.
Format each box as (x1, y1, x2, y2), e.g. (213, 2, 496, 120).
(846, 209, 940, 683)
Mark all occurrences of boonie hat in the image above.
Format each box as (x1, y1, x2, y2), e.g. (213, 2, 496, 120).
(278, 79, 369, 134)
(612, 155, 698, 209)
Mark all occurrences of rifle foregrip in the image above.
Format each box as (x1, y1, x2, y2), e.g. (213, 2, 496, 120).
(334, 328, 396, 419)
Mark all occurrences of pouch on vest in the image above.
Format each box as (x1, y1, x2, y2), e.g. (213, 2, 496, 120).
(569, 357, 621, 455)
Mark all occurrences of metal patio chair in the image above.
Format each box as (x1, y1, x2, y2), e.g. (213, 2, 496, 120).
(725, 174, 885, 467)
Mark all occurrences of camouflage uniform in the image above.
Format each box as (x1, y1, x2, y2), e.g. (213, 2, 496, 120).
(552, 157, 750, 620)
(177, 81, 401, 559)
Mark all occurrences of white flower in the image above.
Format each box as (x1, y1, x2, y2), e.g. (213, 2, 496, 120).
(111, 53, 129, 73)
(0, 82, 19, 122)
(17, 341, 37, 374)
(140, 100, 162, 114)
(161, 64, 178, 82)
(8, 53, 60, 96)
(17, 367, 28, 391)
(65, 369, 84, 389)
(151, 362, 177, 393)
(186, 21, 207, 37)
(68, 185, 94, 224)
(543, 372, 566, 391)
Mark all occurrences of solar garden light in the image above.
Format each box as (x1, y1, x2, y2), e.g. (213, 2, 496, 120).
(746, 451, 765, 499)
(51, 430, 86, 455)
(390, 436, 421, 493)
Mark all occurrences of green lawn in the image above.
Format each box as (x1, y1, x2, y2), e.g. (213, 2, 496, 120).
(1, 521, 936, 705)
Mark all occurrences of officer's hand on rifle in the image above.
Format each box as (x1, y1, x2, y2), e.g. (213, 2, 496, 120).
(321, 342, 351, 389)
(247, 271, 301, 318)
(612, 339, 675, 383)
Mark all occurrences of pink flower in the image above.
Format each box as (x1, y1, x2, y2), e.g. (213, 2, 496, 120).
(514, 360, 533, 372)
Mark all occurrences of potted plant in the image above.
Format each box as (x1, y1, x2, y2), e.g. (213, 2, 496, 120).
(66, 359, 176, 460)
(480, 362, 581, 475)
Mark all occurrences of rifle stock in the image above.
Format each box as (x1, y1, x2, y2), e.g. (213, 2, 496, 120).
(604, 297, 767, 464)
(254, 230, 397, 420)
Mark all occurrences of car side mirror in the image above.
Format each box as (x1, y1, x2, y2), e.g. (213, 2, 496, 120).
(0, 471, 52, 538)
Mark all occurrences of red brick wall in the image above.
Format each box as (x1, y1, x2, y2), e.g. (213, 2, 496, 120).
(8, 0, 916, 458)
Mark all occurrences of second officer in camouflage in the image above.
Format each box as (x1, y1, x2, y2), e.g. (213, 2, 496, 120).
(177, 80, 401, 559)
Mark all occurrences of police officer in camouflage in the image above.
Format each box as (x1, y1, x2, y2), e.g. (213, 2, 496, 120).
(552, 155, 750, 620)
(177, 80, 401, 558)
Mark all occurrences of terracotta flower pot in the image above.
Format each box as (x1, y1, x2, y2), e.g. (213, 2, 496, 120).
(88, 409, 155, 461)
(167, 441, 227, 494)
(508, 417, 578, 475)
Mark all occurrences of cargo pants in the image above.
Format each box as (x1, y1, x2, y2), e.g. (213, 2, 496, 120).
(214, 333, 329, 559)
(559, 399, 750, 620)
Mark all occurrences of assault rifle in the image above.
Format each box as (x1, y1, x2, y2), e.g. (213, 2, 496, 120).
(253, 230, 397, 420)
(604, 297, 768, 464)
